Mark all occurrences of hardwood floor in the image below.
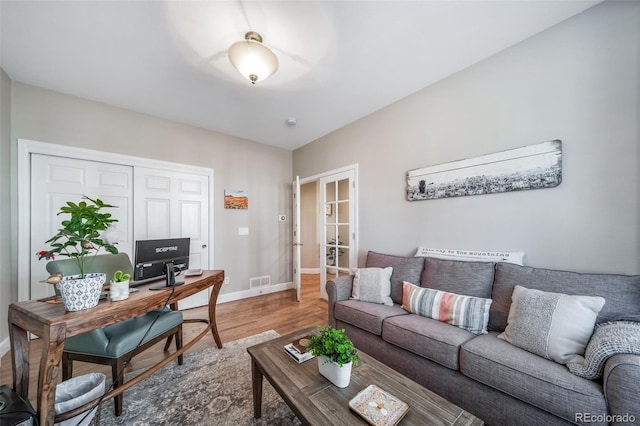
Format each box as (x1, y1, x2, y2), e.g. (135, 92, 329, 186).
(0, 274, 328, 406)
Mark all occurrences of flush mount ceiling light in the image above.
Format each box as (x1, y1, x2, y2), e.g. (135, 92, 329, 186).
(228, 31, 279, 85)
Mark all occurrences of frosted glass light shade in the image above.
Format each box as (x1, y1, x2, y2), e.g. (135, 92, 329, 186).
(228, 38, 278, 84)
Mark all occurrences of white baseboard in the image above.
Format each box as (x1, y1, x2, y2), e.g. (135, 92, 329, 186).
(217, 281, 295, 304)
(0, 336, 9, 364)
(300, 268, 320, 274)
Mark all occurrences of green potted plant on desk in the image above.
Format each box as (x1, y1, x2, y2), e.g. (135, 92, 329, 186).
(110, 270, 131, 301)
(307, 325, 359, 388)
(36, 196, 119, 311)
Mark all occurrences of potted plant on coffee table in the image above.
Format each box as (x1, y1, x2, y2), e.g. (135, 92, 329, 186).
(36, 196, 119, 311)
(307, 325, 359, 388)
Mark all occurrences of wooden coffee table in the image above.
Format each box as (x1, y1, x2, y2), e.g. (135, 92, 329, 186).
(247, 327, 483, 425)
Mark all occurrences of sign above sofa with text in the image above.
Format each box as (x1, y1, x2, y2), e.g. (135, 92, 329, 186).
(415, 247, 524, 265)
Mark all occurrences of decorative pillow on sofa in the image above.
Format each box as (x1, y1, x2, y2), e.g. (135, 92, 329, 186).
(351, 267, 393, 306)
(497, 285, 605, 364)
(365, 251, 425, 305)
(401, 281, 492, 335)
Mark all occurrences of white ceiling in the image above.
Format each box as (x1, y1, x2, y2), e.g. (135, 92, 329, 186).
(1, 1, 600, 151)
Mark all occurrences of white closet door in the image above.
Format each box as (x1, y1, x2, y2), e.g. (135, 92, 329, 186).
(30, 154, 133, 301)
(134, 167, 210, 309)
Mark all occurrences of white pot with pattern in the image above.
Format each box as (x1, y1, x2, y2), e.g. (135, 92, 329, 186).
(57, 273, 105, 311)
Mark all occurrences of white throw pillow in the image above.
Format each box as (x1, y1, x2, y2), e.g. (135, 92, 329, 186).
(497, 285, 605, 364)
(351, 267, 393, 306)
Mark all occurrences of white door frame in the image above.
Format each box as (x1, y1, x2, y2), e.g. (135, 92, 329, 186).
(293, 176, 301, 301)
(299, 164, 358, 299)
(17, 138, 214, 301)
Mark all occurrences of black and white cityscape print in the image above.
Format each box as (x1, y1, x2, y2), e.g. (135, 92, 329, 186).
(407, 140, 562, 201)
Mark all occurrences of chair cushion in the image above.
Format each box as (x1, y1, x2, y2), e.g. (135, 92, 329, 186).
(460, 332, 607, 423)
(64, 308, 183, 358)
(47, 253, 134, 282)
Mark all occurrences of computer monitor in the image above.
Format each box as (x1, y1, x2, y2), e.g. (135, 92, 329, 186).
(132, 237, 190, 284)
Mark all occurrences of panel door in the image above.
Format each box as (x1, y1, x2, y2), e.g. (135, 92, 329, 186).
(134, 167, 210, 309)
(30, 154, 133, 301)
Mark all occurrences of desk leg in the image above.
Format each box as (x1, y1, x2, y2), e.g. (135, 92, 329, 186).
(251, 358, 263, 419)
(37, 323, 66, 426)
(9, 309, 30, 400)
(208, 283, 223, 349)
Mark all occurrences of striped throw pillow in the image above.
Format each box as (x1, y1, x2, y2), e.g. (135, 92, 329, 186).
(402, 281, 492, 334)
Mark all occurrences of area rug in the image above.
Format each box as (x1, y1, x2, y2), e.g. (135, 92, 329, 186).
(98, 330, 301, 425)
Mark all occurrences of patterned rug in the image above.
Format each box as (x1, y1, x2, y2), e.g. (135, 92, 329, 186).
(98, 330, 301, 425)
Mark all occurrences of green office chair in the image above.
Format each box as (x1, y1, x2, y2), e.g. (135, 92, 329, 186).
(46, 253, 184, 416)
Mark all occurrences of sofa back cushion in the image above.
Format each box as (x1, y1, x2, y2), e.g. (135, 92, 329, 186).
(420, 258, 495, 299)
(490, 262, 640, 332)
(365, 251, 425, 304)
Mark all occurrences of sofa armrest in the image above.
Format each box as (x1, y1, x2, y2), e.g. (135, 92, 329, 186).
(326, 275, 354, 328)
(603, 354, 640, 422)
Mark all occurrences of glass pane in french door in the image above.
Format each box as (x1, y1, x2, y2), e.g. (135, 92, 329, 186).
(325, 177, 351, 280)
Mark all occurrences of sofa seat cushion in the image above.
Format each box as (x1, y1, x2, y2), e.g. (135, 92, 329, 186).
(334, 300, 407, 335)
(382, 313, 477, 370)
(460, 332, 607, 423)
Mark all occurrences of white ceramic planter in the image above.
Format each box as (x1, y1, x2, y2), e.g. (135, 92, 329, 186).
(56, 273, 106, 311)
(318, 355, 352, 388)
(109, 279, 130, 301)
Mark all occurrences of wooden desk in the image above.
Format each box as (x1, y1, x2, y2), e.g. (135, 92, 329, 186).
(9, 269, 224, 426)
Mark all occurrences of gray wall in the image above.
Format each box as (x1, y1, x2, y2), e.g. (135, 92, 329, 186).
(9, 82, 293, 299)
(0, 68, 13, 353)
(293, 1, 640, 275)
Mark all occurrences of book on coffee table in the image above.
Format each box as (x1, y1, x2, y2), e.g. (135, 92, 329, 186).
(284, 335, 314, 363)
(349, 385, 409, 426)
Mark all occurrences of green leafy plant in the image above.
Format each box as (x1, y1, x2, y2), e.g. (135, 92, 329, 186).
(307, 325, 359, 367)
(36, 196, 119, 276)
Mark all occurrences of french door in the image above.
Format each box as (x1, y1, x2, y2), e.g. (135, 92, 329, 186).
(319, 169, 357, 299)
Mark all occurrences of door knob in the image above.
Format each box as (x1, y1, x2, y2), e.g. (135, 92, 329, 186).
(202, 244, 207, 248)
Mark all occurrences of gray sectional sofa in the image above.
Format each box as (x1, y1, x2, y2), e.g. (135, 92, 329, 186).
(327, 252, 640, 425)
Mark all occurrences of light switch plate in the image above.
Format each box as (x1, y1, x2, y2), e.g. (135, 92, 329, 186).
(238, 227, 249, 235)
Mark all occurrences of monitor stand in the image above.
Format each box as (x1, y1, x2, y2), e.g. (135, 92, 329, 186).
(149, 274, 185, 290)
